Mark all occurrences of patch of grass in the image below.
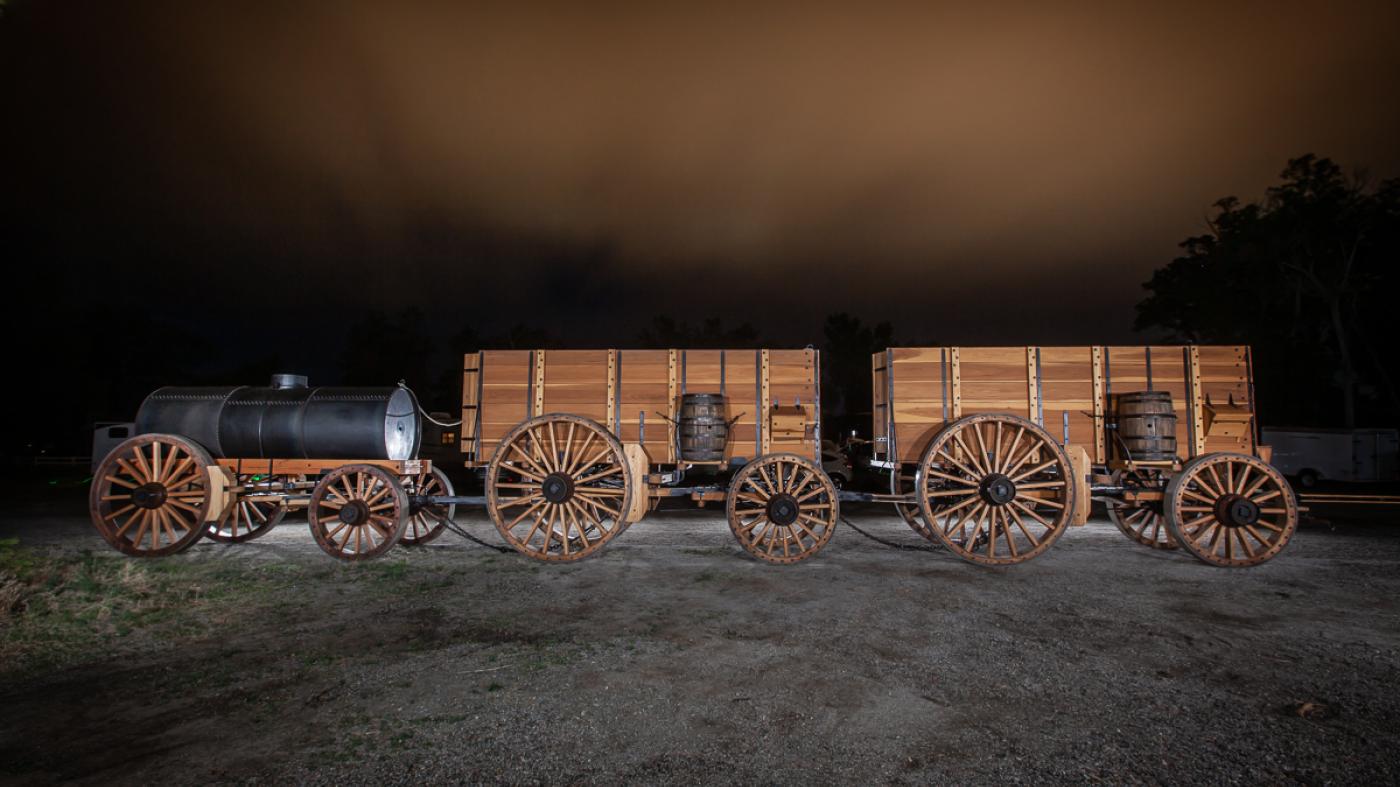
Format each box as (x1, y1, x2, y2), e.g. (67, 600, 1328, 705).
(370, 561, 410, 581)
(0, 540, 307, 676)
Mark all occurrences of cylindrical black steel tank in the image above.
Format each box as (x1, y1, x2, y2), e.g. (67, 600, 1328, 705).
(678, 393, 728, 461)
(135, 375, 420, 460)
(1112, 391, 1178, 461)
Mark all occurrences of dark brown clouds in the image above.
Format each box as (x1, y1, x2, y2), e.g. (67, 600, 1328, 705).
(4, 0, 1399, 342)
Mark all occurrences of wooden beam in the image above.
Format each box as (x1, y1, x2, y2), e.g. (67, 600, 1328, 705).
(1091, 346, 1105, 464)
(1188, 345, 1205, 457)
(950, 347, 962, 420)
(532, 349, 546, 417)
(215, 458, 431, 476)
(667, 349, 678, 463)
(606, 349, 617, 437)
(760, 349, 772, 454)
(1025, 346, 1040, 423)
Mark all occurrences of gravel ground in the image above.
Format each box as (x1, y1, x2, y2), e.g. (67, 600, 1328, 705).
(2, 498, 1399, 785)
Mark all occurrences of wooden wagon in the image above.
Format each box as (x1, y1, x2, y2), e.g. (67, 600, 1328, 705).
(868, 345, 1299, 567)
(459, 348, 839, 563)
(88, 380, 458, 561)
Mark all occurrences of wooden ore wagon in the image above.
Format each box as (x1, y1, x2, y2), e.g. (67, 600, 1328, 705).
(870, 345, 1299, 567)
(460, 348, 839, 563)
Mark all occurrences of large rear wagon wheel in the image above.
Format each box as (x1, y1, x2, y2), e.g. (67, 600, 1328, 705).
(726, 454, 839, 565)
(89, 434, 215, 557)
(486, 414, 633, 562)
(1107, 468, 1177, 550)
(307, 465, 408, 560)
(1165, 453, 1298, 567)
(915, 414, 1074, 566)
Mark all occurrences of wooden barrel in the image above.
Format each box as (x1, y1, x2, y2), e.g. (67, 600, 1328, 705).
(1114, 391, 1178, 461)
(679, 393, 728, 461)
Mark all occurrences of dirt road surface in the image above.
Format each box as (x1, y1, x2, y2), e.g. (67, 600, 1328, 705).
(2, 498, 1398, 784)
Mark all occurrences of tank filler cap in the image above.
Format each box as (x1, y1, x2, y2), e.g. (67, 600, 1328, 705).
(270, 373, 309, 389)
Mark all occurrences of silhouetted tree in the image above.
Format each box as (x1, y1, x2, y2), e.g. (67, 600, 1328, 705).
(638, 316, 760, 348)
(1136, 155, 1400, 427)
(821, 313, 893, 419)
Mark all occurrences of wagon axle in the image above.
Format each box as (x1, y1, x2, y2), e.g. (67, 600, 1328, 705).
(978, 474, 1017, 507)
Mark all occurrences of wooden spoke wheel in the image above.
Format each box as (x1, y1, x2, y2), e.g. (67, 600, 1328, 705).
(891, 469, 937, 544)
(400, 467, 455, 547)
(89, 434, 215, 557)
(1107, 468, 1177, 550)
(1165, 453, 1298, 567)
(915, 414, 1075, 566)
(486, 414, 633, 562)
(206, 474, 301, 544)
(307, 465, 408, 560)
(726, 454, 839, 565)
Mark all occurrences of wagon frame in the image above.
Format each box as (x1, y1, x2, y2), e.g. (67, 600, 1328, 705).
(864, 345, 1299, 567)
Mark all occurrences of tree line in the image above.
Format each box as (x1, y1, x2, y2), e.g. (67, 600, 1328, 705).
(1135, 155, 1399, 428)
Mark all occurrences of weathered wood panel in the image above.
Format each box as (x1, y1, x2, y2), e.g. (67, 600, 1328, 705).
(464, 348, 816, 469)
(874, 345, 1256, 465)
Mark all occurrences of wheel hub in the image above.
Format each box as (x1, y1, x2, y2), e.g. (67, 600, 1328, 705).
(766, 493, 800, 526)
(1214, 493, 1260, 528)
(542, 472, 575, 504)
(339, 499, 370, 526)
(978, 473, 1017, 507)
(131, 482, 168, 509)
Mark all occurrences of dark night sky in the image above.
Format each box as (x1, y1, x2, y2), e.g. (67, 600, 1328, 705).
(3, 1, 1400, 439)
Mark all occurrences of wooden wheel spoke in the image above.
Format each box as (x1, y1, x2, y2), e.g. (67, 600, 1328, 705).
(115, 458, 146, 485)
(498, 493, 544, 509)
(1016, 492, 1063, 509)
(950, 430, 987, 475)
(997, 427, 1025, 474)
(575, 493, 622, 520)
(1181, 488, 1217, 506)
(971, 423, 993, 475)
(934, 450, 983, 483)
(131, 446, 155, 482)
(925, 468, 979, 487)
(575, 465, 622, 485)
(1010, 459, 1057, 483)
(1007, 506, 1039, 547)
(1008, 499, 1052, 529)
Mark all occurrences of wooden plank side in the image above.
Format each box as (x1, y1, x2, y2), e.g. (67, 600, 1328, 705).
(618, 350, 672, 460)
(883, 345, 1256, 466)
(726, 350, 760, 461)
(1199, 344, 1254, 455)
(681, 350, 724, 394)
(460, 352, 481, 463)
(1039, 346, 1096, 455)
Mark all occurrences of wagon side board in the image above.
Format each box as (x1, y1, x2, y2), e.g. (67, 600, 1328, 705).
(873, 345, 1256, 466)
(461, 348, 819, 469)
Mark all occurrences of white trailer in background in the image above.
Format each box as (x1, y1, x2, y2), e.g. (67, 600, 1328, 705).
(1262, 427, 1399, 487)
